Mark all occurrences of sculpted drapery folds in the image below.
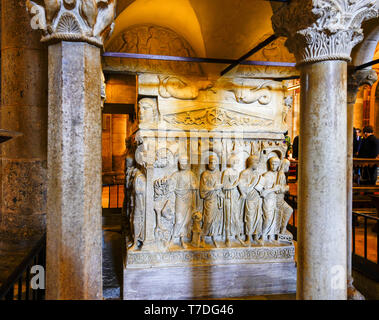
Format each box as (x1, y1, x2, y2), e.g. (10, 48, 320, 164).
(272, 0, 378, 65)
(222, 154, 244, 247)
(238, 155, 263, 246)
(26, 0, 117, 47)
(276, 159, 293, 239)
(130, 168, 146, 250)
(256, 157, 281, 242)
(171, 157, 199, 248)
(200, 155, 224, 248)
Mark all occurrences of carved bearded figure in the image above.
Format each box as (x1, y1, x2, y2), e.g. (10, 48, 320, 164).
(171, 156, 198, 248)
(256, 156, 281, 243)
(222, 154, 244, 247)
(238, 155, 263, 246)
(200, 155, 224, 247)
(130, 168, 146, 250)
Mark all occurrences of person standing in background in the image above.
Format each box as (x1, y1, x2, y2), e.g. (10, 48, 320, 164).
(358, 125, 379, 185)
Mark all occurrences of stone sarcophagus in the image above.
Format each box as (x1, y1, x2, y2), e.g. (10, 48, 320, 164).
(123, 74, 296, 299)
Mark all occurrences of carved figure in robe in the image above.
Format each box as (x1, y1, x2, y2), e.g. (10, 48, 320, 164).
(255, 156, 281, 243)
(200, 155, 224, 248)
(191, 211, 203, 248)
(154, 178, 175, 250)
(170, 156, 199, 248)
(123, 157, 136, 241)
(238, 155, 263, 246)
(129, 168, 146, 250)
(222, 154, 244, 247)
(276, 159, 293, 241)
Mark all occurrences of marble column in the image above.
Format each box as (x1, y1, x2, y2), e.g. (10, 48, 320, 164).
(26, 1, 116, 299)
(346, 68, 377, 300)
(0, 1, 47, 239)
(272, 0, 378, 300)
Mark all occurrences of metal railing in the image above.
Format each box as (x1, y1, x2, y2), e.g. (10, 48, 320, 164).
(352, 211, 379, 282)
(0, 234, 46, 300)
(285, 195, 379, 282)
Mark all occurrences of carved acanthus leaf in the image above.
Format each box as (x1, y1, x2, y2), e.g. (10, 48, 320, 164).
(272, 0, 378, 65)
(26, 0, 116, 48)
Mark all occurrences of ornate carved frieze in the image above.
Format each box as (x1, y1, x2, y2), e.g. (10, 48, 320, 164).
(26, 0, 116, 47)
(162, 108, 274, 129)
(126, 245, 295, 268)
(347, 67, 378, 104)
(272, 0, 378, 65)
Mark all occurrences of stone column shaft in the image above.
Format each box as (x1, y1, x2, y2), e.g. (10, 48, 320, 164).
(26, 0, 116, 300)
(298, 61, 348, 299)
(47, 42, 102, 300)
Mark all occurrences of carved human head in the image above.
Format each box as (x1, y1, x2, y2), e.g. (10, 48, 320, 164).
(247, 155, 260, 170)
(208, 155, 219, 171)
(228, 154, 240, 168)
(269, 156, 281, 172)
(139, 98, 157, 123)
(178, 156, 190, 170)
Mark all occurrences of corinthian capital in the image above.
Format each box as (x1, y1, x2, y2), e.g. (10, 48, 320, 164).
(272, 0, 378, 66)
(347, 67, 377, 104)
(26, 0, 116, 48)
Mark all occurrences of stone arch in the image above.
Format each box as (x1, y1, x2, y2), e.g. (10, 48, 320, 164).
(108, 0, 206, 58)
(104, 24, 203, 75)
(352, 18, 379, 66)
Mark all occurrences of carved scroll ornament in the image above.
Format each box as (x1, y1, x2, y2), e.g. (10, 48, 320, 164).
(272, 0, 378, 65)
(26, 0, 116, 47)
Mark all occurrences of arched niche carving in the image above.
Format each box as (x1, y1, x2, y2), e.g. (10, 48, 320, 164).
(104, 24, 203, 76)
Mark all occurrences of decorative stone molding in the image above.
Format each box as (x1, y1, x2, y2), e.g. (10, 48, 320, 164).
(347, 67, 377, 104)
(272, 0, 378, 65)
(126, 245, 295, 268)
(26, 0, 116, 47)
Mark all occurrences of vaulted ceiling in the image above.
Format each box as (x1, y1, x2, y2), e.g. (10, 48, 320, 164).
(111, 0, 379, 71)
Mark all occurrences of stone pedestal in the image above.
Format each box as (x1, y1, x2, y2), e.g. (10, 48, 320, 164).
(46, 42, 102, 300)
(124, 244, 296, 299)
